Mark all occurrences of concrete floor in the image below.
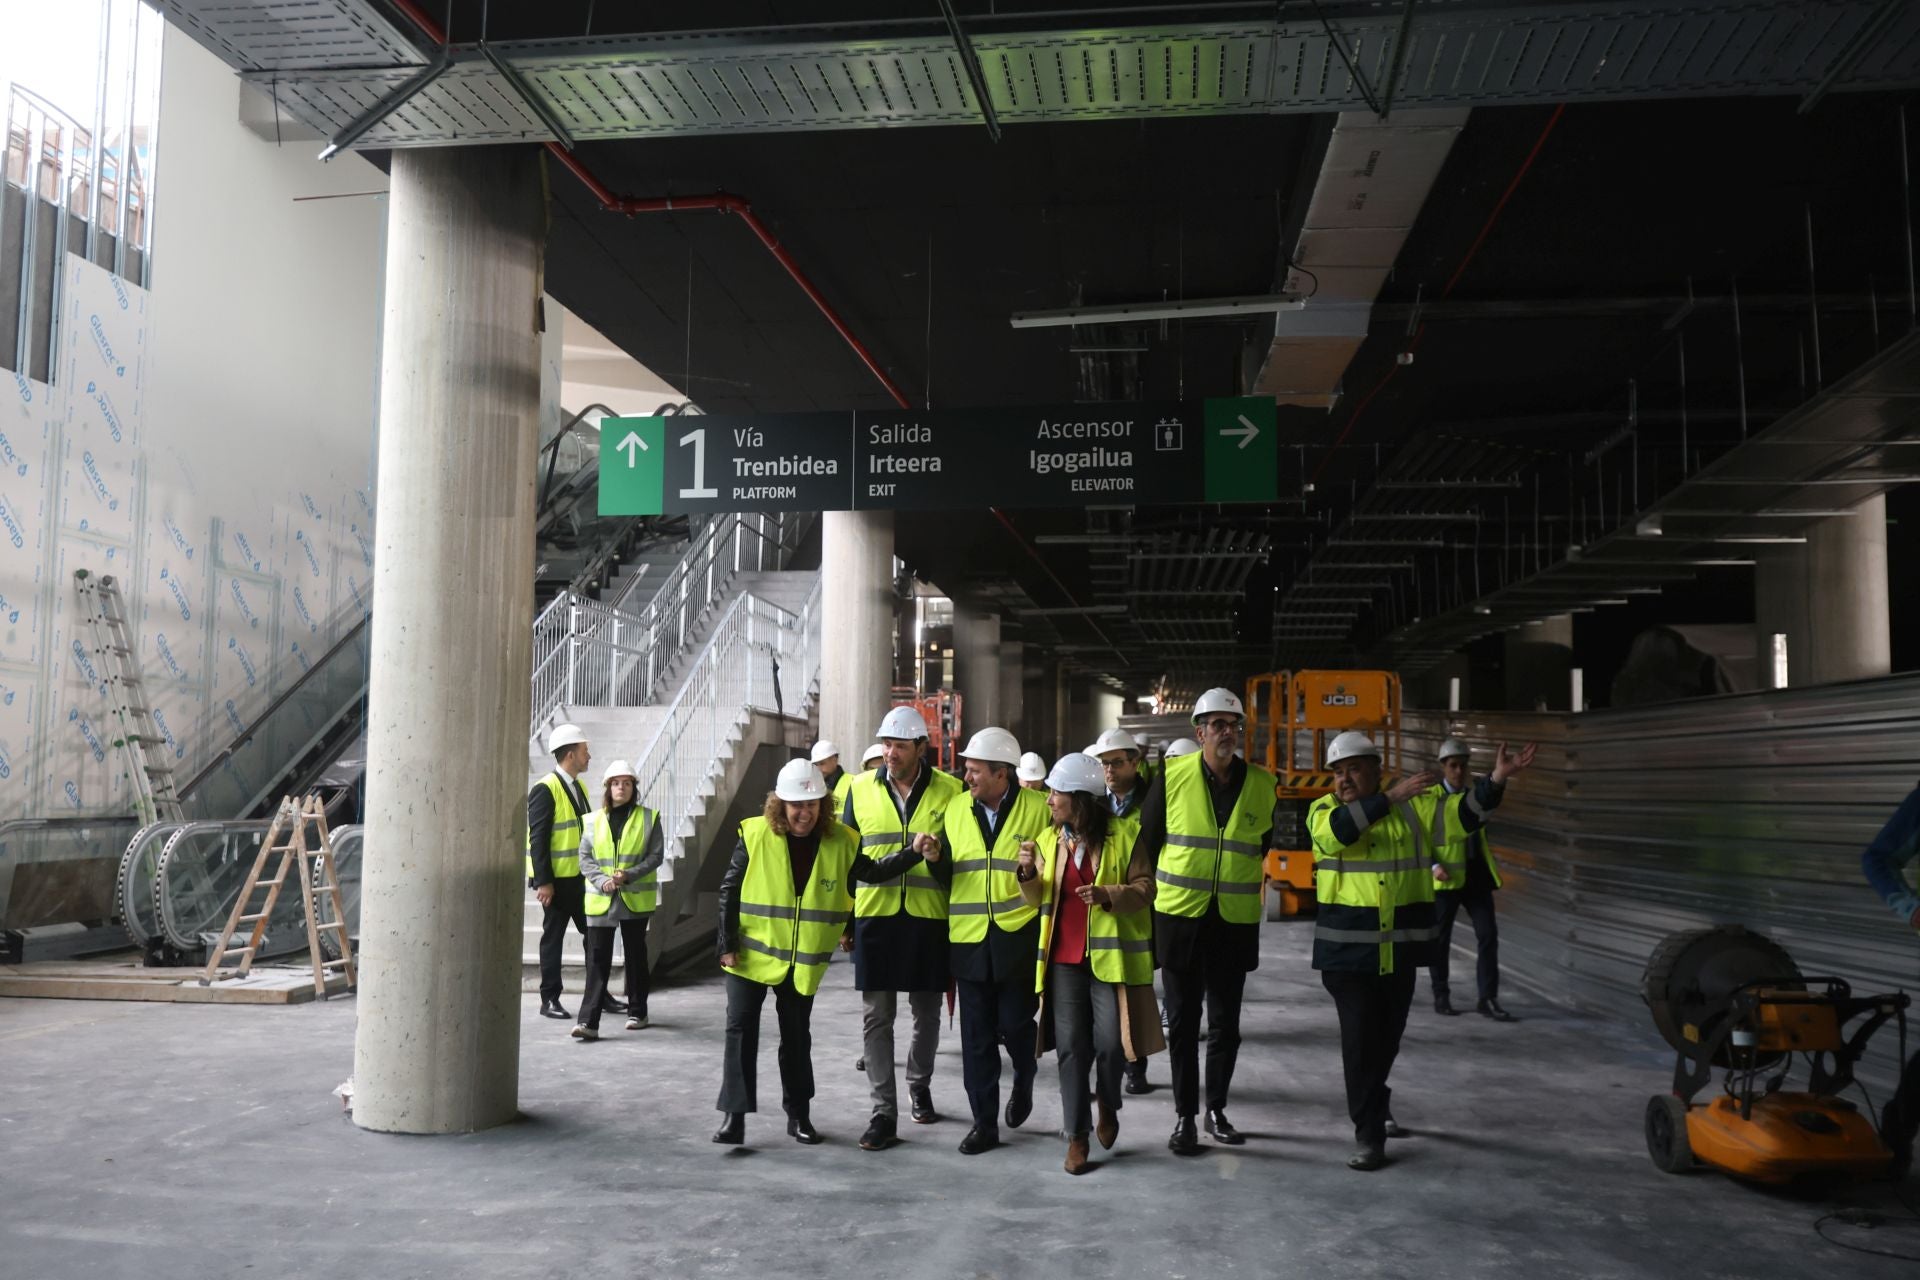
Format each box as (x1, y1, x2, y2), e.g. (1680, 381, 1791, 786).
(3, 925, 1917, 1279)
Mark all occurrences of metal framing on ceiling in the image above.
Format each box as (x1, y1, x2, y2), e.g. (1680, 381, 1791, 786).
(151, 1, 1920, 147)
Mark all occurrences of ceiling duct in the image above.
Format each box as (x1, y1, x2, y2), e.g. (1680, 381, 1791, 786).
(1253, 108, 1468, 409)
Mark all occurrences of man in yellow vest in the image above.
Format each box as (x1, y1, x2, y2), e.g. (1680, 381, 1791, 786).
(813, 739, 852, 816)
(1309, 730, 1536, 1171)
(527, 723, 593, 1020)
(1091, 727, 1148, 827)
(936, 725, 1051, 1154)
(1427, 737, 1512, 1021)
(1132, 688, 1279, 1154)
(842, 705, 964, 1151)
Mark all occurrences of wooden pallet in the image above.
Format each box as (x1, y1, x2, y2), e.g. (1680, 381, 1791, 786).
(0, 959, 351, 1004)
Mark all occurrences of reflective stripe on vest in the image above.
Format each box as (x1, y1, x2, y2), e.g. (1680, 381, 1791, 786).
(582, 805, 660, 916)
(849, 768, 963, 920)
(1306, 790, 1444, 975)
(947, 787, 1048, 942)
(525, 771, 586, 880)
(722, 817, 858, 997)
(1154, 753, 1278, 925)
(1031, 825, 1154, 991)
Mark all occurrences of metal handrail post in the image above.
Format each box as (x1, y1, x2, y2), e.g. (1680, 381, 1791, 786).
(564, 598, 579, 707)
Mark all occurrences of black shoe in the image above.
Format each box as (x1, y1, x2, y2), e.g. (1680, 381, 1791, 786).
(859, 1113, 898, 1151)
(910, 1088, 937, 1125)
(539, 999, 571, 1020)
(1169, 1116, 1200, 1155)
(1124, 1063, 1153, 1095)
(600, 996, 627, 1015)
(1348, 1143, 1386, 1171)
(787, 1116, 823, 1145)
(1434, 994, 1458, 1016)
(959, 1126, 1000, 1155)
(1477, 998, 1517, 1022)
(854, 1056, 866, 1073)
(1005, 1076, 1034, 1130)
(711, 1113, 744, 1145)
(1384, 1119, 1409, 1139)
(1204, 1109, 1244, 1145)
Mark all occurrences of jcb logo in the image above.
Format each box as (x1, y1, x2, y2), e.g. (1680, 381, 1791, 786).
(1321, 694, 1358, 706)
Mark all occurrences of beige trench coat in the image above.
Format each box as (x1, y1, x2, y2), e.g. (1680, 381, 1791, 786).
(1019, 829, 1168, 1062)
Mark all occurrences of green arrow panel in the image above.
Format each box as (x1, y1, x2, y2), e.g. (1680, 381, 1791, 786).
(1202, 396, 1278, 504)
(597, 417, 667, 516)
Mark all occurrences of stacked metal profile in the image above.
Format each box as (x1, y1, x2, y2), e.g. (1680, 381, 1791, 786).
(1405, 673, 1920, 1094)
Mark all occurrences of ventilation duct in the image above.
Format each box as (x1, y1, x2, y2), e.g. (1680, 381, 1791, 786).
(1254, 108, 1468, 408)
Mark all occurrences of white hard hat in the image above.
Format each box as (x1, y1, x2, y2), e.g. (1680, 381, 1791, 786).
(1090, 727, 1139, 757)
(600, 759, 636, 784)
(862, 743, 886, 766)
(809, 739, 841, 765)
(1326, 730, 1382, 767)
(1437, 737, 1471, 762)
(1190, 688, 1245, 725)
(1165, 737, 1200, 758)
(959, 726, 1022, 767)
(547, 723, 588, 752)
(775, 758, 830, 803)
(1045, 752, 1105, 796)
(1016, 751, 1048, 782)
(876, 705, 929, 740)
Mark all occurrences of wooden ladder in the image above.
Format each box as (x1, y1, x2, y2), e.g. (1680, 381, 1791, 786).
(200, 794, 357, 998)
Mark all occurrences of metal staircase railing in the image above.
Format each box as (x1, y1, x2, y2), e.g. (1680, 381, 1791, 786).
(530, 510, 814, 729)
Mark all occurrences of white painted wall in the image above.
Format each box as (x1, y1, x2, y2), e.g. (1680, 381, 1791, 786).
(0, 25, 387, 818)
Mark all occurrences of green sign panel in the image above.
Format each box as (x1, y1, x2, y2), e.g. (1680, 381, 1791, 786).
(595, 416, 666, 516)
(1203, 396, 1279, 505)
(597, 398, 1281, 516)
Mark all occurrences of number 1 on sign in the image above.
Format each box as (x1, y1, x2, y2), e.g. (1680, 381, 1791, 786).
(679, 428, 719, 499)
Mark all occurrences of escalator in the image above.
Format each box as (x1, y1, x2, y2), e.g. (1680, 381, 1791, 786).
(0, 404, 693, 965)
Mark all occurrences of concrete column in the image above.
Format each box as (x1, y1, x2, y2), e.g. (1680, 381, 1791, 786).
(1754, 494, 1891, 687)
(998, 640, 1026, 744)
(1504, 613, 1572, 711)
(821, 510, 895, 759)
(353, 146, 544, 1134)
(1052, 663, 1070, 760)
(952, 607, 1002, 730)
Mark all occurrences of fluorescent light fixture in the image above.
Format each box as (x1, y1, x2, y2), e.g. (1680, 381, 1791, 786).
(1011, 293, 1306, 329)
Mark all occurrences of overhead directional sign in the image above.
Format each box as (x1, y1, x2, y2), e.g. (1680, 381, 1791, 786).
(597, 397, 1278, 516)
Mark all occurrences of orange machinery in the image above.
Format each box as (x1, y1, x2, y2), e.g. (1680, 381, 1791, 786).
(1642, 925, 1907, 1184)
(1245, 670, 1404, 921)
(890, 688, 964, 773)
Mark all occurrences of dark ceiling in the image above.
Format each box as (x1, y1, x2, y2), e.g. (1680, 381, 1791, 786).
(375, 1, 1920, 697)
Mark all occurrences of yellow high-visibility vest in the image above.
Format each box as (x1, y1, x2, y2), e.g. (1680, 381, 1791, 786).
(723, 817, 858, 997)
(582, 805, 660, 915)
(946, 786, 1049, 943)
(1031, 824, 1153, 991)
(1153, 753, 1276, 924)
(849, 767, 963, 920)
(524, 771, 587, 880)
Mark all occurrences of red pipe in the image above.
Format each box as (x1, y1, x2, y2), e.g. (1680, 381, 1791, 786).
(388, 1, 912, 410)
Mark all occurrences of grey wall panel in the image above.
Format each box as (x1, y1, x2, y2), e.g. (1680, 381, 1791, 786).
(1407, 676, 1920, 1095)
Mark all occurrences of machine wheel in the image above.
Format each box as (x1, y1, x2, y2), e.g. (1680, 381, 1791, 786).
(1645, 1095, 1696, 1174)
(1267, 884, 1286, 922)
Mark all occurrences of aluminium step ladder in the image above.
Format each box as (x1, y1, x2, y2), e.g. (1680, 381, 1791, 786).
(74, 570, 184, 825)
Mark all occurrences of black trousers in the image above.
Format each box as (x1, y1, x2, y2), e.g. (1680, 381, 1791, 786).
(1321, 966, 1417, 1147)
(579, 917, 651, 1029)
(1429, 885, 1499, 1003)
(537, 875, 587, 1001)
(716, 972, 814, 1117)
(1881, 1049, 1920, 1164)
(1163, 956, 1247, 1117)
(955, 975, 1037, 1133)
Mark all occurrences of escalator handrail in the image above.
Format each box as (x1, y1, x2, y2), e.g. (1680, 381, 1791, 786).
(539, 403, 621, 513)
(178, 614, 371, 802)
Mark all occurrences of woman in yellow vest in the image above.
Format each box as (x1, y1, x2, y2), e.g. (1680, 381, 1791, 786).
(571, 759, 663, 1042)
(1015, 753, 1163, 1174)
(713, 758, 938, 1146)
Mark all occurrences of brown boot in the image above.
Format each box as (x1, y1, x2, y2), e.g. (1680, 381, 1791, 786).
(1065, 1135, 1091, 1175)
(1095, 1097, 1119, 1150)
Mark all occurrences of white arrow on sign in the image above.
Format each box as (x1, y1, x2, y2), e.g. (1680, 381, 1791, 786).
(1220, 414, 1261, 450)
(616, 430, 650, 466)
